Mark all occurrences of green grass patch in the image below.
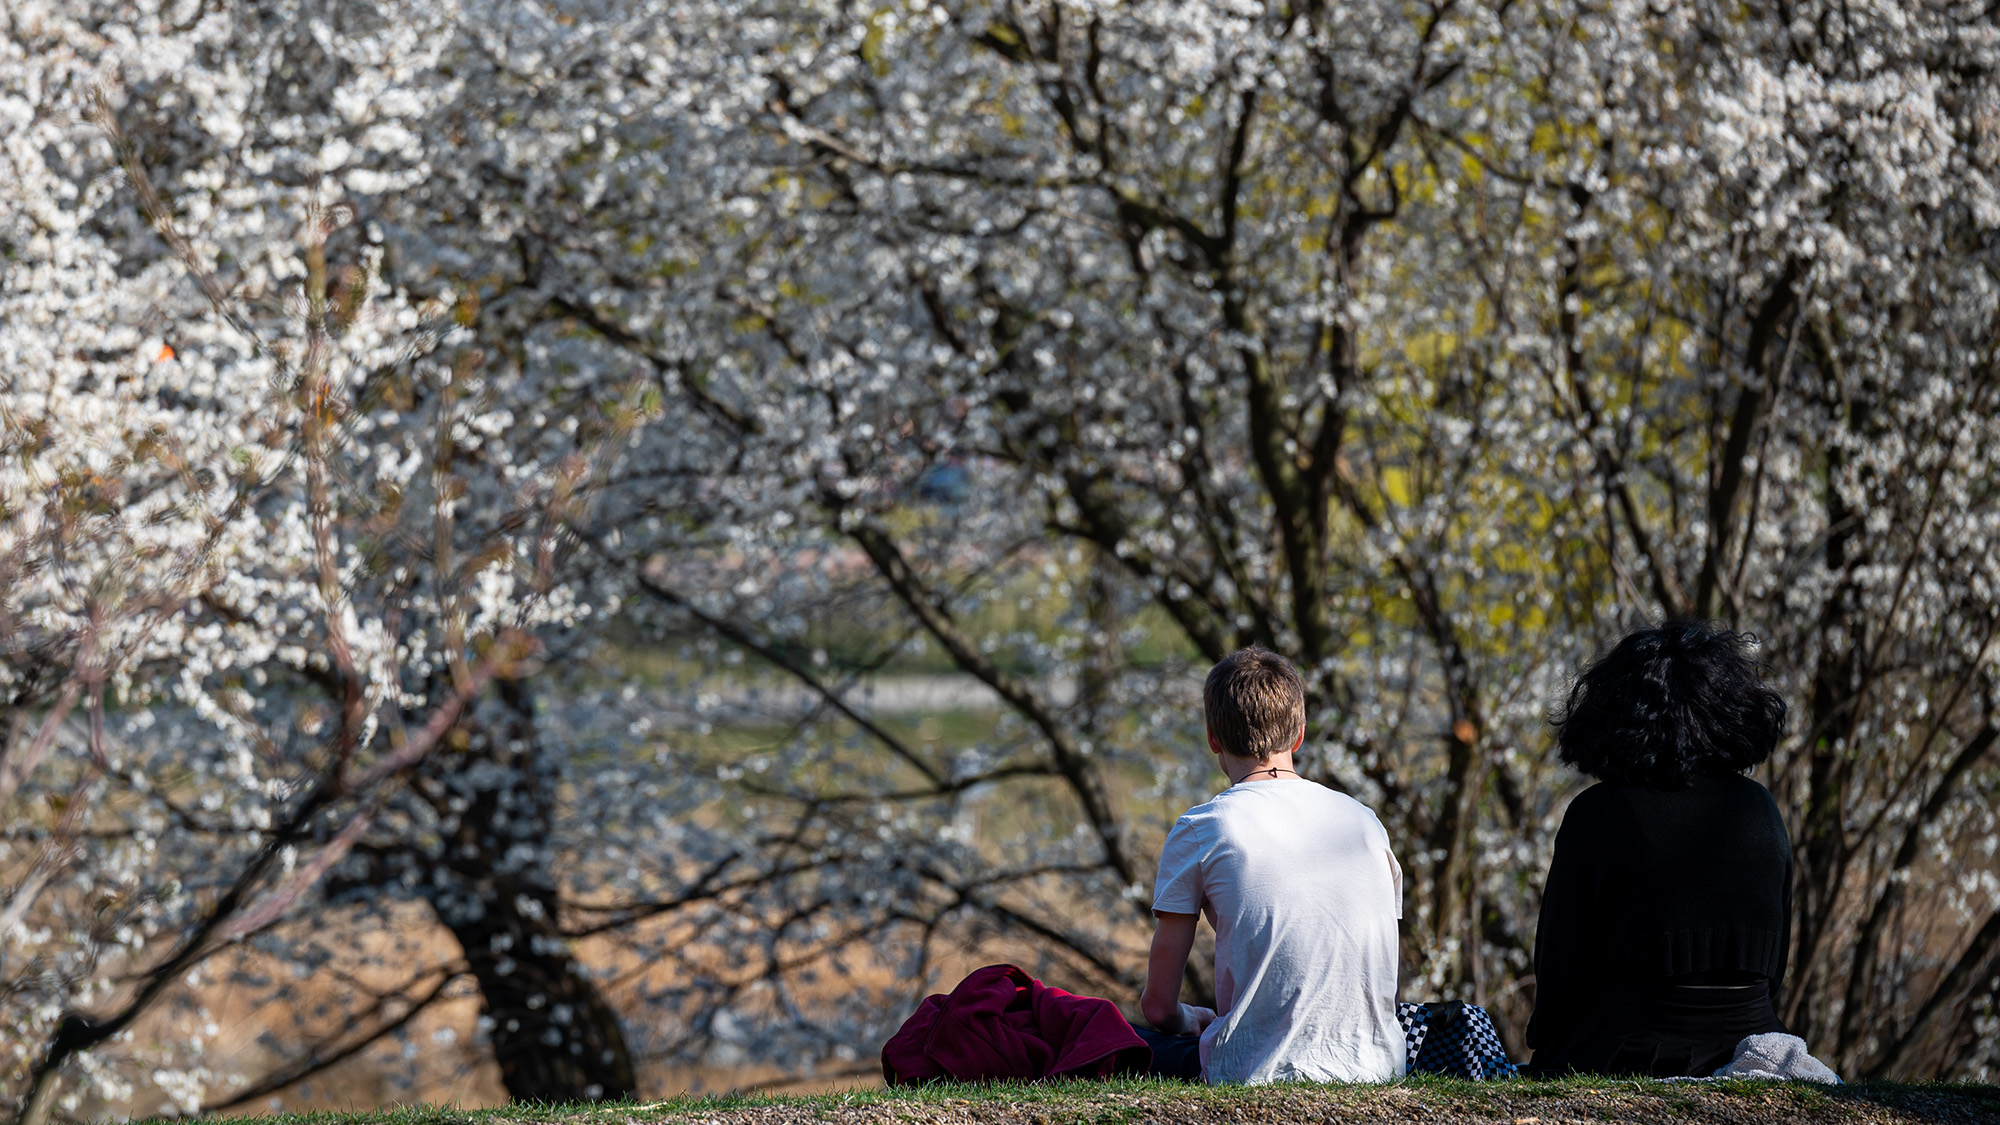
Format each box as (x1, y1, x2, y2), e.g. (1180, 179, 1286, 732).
(204, 1075, 2000, 1125)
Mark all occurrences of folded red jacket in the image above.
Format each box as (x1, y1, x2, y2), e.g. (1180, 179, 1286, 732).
(881, 964, 1150, 1084)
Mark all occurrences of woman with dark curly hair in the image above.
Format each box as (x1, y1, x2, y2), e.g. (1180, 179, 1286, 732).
(1525, 619, 1794, 1077)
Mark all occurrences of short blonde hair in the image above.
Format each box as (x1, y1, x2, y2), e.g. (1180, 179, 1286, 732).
(1203, 647, 1306, 761)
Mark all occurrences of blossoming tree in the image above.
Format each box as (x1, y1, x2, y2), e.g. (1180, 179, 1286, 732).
(3, 0, 1998, 1115)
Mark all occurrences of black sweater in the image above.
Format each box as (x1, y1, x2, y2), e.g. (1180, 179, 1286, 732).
(1525, 774, 1794, 1051)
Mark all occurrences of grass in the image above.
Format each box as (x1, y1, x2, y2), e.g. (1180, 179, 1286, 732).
(205, 1075, 2000, 1125)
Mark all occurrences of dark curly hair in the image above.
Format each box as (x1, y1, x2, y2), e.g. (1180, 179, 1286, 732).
(1552, 619, 1787, 788)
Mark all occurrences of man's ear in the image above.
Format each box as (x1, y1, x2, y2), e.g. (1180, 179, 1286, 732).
(1292, 727, 1306, 753)
(1207, 730, 1224, 757)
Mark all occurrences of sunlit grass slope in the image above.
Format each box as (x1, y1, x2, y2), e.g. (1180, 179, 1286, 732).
(203, 1075, 1999, 1125)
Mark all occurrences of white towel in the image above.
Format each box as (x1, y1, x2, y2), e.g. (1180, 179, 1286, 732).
(1712, 1033, 1842, 1084)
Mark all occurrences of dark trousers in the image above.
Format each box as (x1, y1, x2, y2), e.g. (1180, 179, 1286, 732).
(1527, 979, 1786, 1078)
(1133, 1025, 1203, 1080)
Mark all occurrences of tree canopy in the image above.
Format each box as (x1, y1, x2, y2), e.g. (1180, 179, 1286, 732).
(3, 0, 1998, 1115)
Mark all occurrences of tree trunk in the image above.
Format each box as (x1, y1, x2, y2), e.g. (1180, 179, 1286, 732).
(420, 680, 637, 1102)
(1785, 366, 1872, 1046)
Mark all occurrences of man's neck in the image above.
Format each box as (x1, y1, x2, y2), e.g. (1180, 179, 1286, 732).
(1222, 751, 1303, 785)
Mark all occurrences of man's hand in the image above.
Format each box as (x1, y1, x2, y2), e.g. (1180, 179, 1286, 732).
(1140, 911, 1201, 1032)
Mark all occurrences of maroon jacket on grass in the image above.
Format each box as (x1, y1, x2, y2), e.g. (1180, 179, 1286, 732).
(881, 964, 1151, 1084)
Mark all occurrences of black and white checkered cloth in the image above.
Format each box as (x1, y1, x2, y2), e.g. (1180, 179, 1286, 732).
(1397, 1000, 1520, 1079)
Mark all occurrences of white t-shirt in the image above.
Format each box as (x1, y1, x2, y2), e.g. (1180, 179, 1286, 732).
(1152, 779, 1405, 1085)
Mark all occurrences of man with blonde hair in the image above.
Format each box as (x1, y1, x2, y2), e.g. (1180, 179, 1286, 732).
(1136, 646, 1406, 1083)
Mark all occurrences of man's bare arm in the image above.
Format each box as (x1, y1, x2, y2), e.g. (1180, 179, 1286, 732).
(1140, 911, 1205, 1032)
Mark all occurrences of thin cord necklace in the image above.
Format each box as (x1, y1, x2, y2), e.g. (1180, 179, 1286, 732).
(1243, 765, 1299, 780)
